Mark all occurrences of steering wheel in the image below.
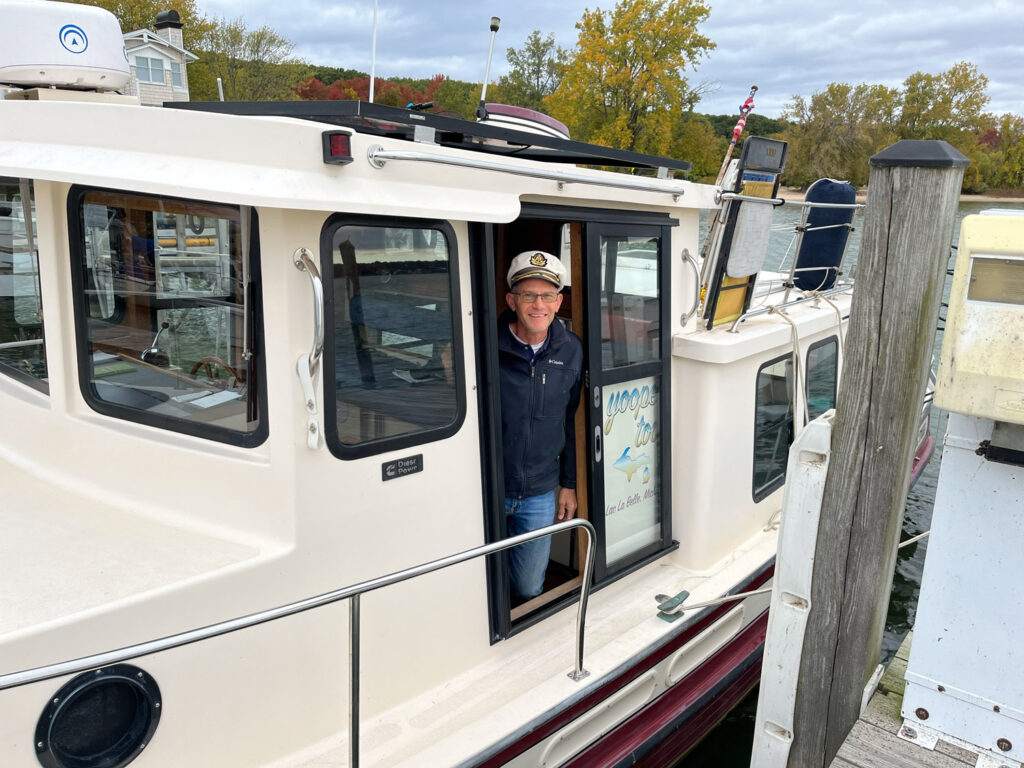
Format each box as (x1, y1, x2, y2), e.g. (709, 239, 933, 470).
(190, 356, 240, 382)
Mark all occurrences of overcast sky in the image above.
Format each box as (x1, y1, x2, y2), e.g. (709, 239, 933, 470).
(200, 0, 1024, 118)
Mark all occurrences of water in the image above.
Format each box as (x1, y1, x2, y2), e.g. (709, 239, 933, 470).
(678, 199, 1024, 767)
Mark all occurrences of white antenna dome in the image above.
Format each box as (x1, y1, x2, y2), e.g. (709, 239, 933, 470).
(0, 0, 130, 90)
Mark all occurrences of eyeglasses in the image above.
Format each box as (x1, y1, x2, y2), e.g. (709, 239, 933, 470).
(513, 290, 559, 304)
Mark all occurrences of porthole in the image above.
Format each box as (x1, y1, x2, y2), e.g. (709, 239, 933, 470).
(35, 664, 161, 768)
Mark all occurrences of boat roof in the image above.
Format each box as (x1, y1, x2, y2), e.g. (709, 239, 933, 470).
(164, 99, 693, 174)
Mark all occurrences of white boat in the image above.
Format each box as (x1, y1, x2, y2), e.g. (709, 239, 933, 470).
(0, 4, 930, 767)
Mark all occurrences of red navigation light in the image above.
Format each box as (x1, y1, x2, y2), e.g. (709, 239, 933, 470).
(322, 131, 353, 165)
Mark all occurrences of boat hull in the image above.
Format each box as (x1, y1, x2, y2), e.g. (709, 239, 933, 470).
(476, 565, 773, 767)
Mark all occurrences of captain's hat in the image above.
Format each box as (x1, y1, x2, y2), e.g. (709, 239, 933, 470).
(507, 250, 567, 290)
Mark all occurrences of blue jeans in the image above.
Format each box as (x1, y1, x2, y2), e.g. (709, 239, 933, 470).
(506, 490, 556, 603)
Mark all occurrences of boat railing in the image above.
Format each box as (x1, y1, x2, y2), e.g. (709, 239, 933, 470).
(367, 144, 687, 199)
(729, 283, 854, 333)
(717, 191, 865, 211)
(0, 518, 597, 768)
(716, 192, 864, 311)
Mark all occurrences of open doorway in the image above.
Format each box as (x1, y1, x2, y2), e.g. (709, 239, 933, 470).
(492, 217, 590, 622)
(478, 204, 674, 637)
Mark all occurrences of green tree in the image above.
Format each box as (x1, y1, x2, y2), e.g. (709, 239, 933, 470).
(70, 0, 213, 48)
(308, 66, 368, 84)
(899, 61, 990, 140)
(193, 17, 306, 101)
(705, 113, 790, 141)
(991, 114, 1024, 189)
(497, 31, 567, 113)
(430, 78, 483, 119)
(780, 82, 901, 187)
(671, 114, 724, 181)
(547, 0, 714, 155)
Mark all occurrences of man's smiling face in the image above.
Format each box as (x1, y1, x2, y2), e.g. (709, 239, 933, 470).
(507, 277, 563, 344)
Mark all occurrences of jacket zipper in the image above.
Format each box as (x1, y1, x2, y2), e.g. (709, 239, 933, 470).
(519, 362, 535, 499)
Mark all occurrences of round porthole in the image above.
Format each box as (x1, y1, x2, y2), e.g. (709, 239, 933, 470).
(35, 664, 161, 768)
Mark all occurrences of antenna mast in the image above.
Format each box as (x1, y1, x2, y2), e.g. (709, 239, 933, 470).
(477, 16, 501, 118)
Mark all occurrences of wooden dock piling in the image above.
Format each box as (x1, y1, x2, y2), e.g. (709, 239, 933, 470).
(784, 141, 968, 767)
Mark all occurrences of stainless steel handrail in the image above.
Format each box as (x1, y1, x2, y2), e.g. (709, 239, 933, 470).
(0, 519, 597, 767)
(0, 339, 44, 349)
(785, 198, 865, 210)
(728, 283, 854, 333)
(367, 144, 686, 199)
(679, 247, 700, 326)
(716, 191, 864, 210)
(293, 247, 323, 375)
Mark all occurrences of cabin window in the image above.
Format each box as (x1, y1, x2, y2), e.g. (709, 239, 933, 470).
(70, 188, 266, 446)
(134, 56, 165, 84)
(0, 177, 47, 392)
(170, 62, 184, 89)
(322, 216, 464, 459)
(600, 235, 660, 368)
(753, 354, 793, 501)
(806, 336, 838, 421)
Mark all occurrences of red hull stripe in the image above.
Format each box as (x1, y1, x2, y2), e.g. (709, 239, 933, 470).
(474, 561, 774, 767)
(566, 610, 768, 767)
(909, 434, 935, 488)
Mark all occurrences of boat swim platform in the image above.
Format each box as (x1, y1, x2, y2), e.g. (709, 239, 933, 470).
(830, 632, 1001, 768)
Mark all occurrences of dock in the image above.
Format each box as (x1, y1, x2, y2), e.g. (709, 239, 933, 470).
(830, 632, 986, 768)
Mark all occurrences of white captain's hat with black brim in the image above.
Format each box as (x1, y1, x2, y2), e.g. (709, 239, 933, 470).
(507, 250, 567, 290)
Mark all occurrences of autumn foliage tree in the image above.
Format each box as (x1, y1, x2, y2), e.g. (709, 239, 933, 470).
(671, 115, 725, 182)
(781, 82, 901, 187)
(70, 0, 213, 47)
(546, 0, 714, 155)
(291, 73, 490, 118)
(778, 62, 1023, 193)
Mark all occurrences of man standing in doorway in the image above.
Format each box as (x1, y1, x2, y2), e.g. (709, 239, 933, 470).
(499, 250, 583, 606)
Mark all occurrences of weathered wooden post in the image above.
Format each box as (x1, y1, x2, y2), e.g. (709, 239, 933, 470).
(783, 141, 968, 767)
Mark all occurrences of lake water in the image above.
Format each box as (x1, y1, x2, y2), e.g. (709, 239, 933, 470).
(678, 199, 1024, 767)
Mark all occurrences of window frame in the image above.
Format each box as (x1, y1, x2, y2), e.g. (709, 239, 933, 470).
(752, 352, 794, 502)
(169, 61, 184, 89)
(67, 185, 268, 448)
(135, 56, 166, 84)
(805, 335, 839, 422)
(0, 176, 48, 394)
(320, 213, 466, 460)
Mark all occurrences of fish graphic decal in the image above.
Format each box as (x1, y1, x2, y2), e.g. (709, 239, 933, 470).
(613, 446, 649, 482)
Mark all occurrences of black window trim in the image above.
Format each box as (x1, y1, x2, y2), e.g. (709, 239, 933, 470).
(805, 335, 839, 422)
(320, 212, 466, 461)
(752, 351, 794, 503)
(67, 185, 269, 448)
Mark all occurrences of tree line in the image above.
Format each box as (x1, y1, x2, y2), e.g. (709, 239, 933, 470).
(72, 0, 1023, 193)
